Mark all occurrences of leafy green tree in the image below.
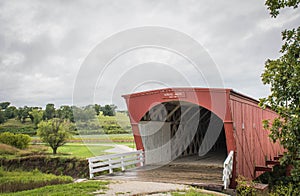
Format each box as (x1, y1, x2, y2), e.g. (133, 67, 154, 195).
(0, 111, 5, 124)
(73, 106, 96, 122)
(17, 106, 31, 123)
(57, 105, 74, 122)
(37, 118, 75, 154)
(94, 104, 101, 116)
(4, 106, 18, 119)
(101, 104, 117, 116)
(265, 0, 300, 17)
(260, 0, 300, 183)
(44, 103, 56, 120)
(0, 102, 10, 110)
(29, 109, 44, 128)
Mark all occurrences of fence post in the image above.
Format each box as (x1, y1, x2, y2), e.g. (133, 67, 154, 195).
(121, 156, 125, 171)
(108, 158, 113, 174)
(223, 151, 234, 189)
(139, 151, 144, 167)
(88, 159, 94, 179)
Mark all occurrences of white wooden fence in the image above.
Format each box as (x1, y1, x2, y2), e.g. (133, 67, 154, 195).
(222, 150, 234, 189)
(87, 150, 144, 179)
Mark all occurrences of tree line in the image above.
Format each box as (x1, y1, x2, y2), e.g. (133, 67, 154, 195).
(0, 102, 117, 126)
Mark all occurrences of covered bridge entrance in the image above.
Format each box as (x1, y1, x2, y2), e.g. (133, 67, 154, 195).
(122, 88, 284, 188)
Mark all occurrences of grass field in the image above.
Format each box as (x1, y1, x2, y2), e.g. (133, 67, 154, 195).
(1, 181, 109, 196)
(0, 168, 73, 193)
(35, 134, 136, 158)
(1, 134, 136, 159)
(45, 143, 114, 158)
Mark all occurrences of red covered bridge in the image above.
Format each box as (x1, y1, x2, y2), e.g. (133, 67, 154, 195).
(122, 88, 284, 188)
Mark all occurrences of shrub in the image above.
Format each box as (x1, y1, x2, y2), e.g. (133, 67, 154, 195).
(270, 183, 300, 196)
(236, 175, 257, 196)
(0, 132, 31, 149)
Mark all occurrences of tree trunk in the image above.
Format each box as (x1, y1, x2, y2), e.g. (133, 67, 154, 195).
(53, 147, 57, 154)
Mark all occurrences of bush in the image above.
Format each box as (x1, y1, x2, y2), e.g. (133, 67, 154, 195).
(0, 132, 31, 149)
(236, 176, 257, 196)
(270, 183, 300, 196)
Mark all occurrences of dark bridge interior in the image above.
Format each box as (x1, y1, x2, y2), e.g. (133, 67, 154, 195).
(139, 101, 227, 162)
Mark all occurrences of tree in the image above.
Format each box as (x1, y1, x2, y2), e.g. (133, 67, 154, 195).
(37, 118, 75, 154)
(29, 109, 44, 128)
(57, 105, 74, 122)
(101, 104, 117, 116)
(0, 111, 5, 124)
(94, 104, 101, 116)
(265, 0, 300, 17)
(0, 102, 10, 110)
(4, 106, 18, 119)
(17, 106, 31, 123)
(73, 106, 96, 122)
(44, 103, 56, 120)
(260, 0, 300, 183)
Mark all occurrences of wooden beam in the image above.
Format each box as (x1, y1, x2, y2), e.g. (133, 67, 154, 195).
(255, 166, 272, 172)
(173, 105, 194, 123)
(165, 104, 180, 121)
(266, 160, 280, 166)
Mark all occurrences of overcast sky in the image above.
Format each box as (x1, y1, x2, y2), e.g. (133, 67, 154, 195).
(0, 0, 299, 109)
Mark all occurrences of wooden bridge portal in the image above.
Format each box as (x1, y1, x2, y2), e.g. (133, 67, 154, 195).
(122, 88, 284, 188)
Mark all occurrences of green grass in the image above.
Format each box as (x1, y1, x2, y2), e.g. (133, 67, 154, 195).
(1, 180, 109, 196)
(45, 143, 114, 158)
(0, 168, 73, 193)
(72, 134, 134, 142)
(32, 134, 134, 143)
(171, 188, 214, 196)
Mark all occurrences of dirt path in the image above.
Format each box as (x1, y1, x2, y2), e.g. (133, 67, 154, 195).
(98, 180, 187, 196)
(95, 180, 229, 196)
(104, 144, 134, 154)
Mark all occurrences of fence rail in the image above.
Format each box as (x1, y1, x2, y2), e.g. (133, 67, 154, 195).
(222, 150, 234, 189)
(87, 150, 144, 178)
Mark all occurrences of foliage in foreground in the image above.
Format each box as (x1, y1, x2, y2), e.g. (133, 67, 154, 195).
(0, 168, 73, 193)
(236, 176, 257, 196)
(1, 180, 109, 196)
(0, 132, 31, 149)
(270, 182, 300, 196)
(261, 0, 300, 184)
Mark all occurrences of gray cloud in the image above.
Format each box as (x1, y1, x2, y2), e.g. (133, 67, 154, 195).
(0, 0, 299, 108)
